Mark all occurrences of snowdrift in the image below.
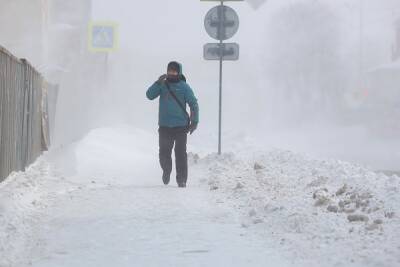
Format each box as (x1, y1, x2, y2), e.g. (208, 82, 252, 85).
(191, 150, 400, 266)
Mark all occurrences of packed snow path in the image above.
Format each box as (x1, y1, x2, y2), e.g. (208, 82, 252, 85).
(18, 127, 290, 267)
(28, 183, 287, 267)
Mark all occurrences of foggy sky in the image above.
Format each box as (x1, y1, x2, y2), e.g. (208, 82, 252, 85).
(87, 0, 400, 170)
(2, 0, 398, 171)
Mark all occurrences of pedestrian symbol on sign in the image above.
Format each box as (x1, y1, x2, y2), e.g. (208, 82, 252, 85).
(88, 22, 118, 52)
(93, 26, 114, 48)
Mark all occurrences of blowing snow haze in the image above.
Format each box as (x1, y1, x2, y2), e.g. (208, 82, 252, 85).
(1, 0, 398, 170)
(91, 0, 400, 171)
(0, 0, 400, 266)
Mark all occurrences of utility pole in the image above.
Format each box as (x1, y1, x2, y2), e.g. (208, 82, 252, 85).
(40, 0, 49, 74)
(394, 18, 400, 61)
(359, 0, 364, 90)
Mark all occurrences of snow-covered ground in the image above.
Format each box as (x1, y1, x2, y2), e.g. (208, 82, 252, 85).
(192, 151, 400, 266)
(0, 125, 399, 267)
(0, 158, 52, 267)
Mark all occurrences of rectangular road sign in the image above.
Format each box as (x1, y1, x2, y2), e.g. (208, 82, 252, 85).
(88, 21, 119, 52)
(204, 43, 239, 61)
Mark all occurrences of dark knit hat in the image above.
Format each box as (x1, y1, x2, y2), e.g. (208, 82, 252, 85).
(167, 61, 180, 74)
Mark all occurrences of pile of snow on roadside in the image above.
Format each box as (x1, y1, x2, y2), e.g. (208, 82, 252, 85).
(0, 158, 51, 267)
(189, 149, 400, 266)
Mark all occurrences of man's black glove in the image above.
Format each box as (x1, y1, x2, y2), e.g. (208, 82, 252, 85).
(188, 123, 197, 135)
(157, 74, 167, 84)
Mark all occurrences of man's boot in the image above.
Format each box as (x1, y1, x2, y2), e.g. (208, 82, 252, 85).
(162, 172, 170, 185)
(178, 182, 186, 188)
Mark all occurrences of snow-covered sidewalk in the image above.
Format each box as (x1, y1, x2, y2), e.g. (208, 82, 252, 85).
(25, 181, 288, 267)
(0, 126, 289, 267)
(0, 125, 399, 267)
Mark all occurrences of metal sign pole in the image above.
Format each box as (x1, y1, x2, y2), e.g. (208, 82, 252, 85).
(202, 0, 242, 155)
(218, 0, 223, 155)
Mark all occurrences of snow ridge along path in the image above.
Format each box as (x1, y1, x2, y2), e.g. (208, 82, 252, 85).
(0, 125, 399, 267)
(0, 158, 52, 267)
(194, 150, 400, 267)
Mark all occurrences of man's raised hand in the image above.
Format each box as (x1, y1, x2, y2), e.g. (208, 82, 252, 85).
(157, 74, 167, 84)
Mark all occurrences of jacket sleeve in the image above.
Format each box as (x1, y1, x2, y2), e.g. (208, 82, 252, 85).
(184, 84, 199, 124)
(146, 82, 162, 100)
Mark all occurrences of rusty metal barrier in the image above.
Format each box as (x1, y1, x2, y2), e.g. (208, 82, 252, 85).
(0, 46, 56, 182)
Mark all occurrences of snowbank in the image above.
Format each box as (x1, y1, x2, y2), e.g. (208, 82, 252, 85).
(191, 150, 400, 267)
(0, 158, 52, 267)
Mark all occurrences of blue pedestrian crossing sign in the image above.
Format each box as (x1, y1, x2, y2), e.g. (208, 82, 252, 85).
(88, 22, 118, 52)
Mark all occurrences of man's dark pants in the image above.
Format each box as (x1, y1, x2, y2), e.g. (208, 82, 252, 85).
(158, 126, 188, 185)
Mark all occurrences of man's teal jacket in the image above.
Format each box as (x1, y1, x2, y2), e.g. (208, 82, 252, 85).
(146, 71, 199, 128)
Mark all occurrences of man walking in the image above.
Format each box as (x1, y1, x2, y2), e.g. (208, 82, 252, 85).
(146, 61, 199, 188)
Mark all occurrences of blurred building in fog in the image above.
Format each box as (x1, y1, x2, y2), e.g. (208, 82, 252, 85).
(392, 18, 400, 61)
(0, 0, 45, 65)
(0, 0, 108, 145)
(45, 0, 109, 145)
(0, 0, 95, 80)
(45, 0, 106, 82)
(45, 0, 92, 82)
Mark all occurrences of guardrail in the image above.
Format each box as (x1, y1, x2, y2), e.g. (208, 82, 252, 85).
(0, 46, 56, 182)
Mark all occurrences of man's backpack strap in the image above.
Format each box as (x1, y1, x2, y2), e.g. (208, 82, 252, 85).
(165, 81, 191, 126)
